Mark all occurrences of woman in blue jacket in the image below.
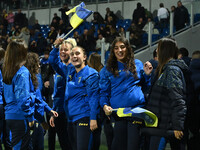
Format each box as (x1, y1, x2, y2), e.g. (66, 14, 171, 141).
(2, 40, 35, 149)
(49, 38, 100, 150)
(25, 52, 58, 150)
(99, 37, 153, 150)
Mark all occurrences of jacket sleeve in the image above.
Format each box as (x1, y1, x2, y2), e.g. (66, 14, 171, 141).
(14, 72, 35, 122)
(34, 88, 52, 123)
(49, 47, 67, 78)
(168, 69, 187, 130)
(136, 59, 151, 93)
(85, 73, 100, 120)
(99, 67, 111, 108)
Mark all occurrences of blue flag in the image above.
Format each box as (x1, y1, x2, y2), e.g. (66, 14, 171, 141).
(66, 2, 93, 29)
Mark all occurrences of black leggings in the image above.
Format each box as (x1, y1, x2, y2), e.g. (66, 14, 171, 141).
(68, 117, 101, 150)
(149, 136, 186, 150)
(6, 119, 32, 150)
(111, 118, 142, 150)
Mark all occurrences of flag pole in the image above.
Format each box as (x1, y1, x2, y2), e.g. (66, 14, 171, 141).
(111, 109, 118, 112)
(62, 28, 75, 39)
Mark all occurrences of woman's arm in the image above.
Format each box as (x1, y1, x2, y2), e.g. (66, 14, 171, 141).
(14, 72, 35, 122)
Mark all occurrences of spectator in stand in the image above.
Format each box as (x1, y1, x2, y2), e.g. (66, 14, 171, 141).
(171, 6, 176, 12)
(36, 32, 47, 56)
(118, 27, 125, 38)
(14, 9, 25, 28)
(47, 26, 57, 45)
(33, 19, 41, 32)
(2, 9, 8, 30)
(143, 17, 159, 34)
(6, 10, 14, 31)
(13, 0, 20, 9)
(96, 33, 109, 51)
(179, 47, 191, 67)
(105, 7, 117, 25)
(73, 31, 80, 45)
(128, 23, 143, 48)
(157, 3, 169, 32)
(132, 3, 146, 24)
(51, 13, 61, 31)
(51, 18, 59, 31)
(174, 1, 189, 31)
(137, 17, 146, 30)
(0, 24, 7, 37)
(92, 12, 104, 25)
(58, 19, 66, 37)
(14, 27, 30, 47)
(105, 26, 119, 44)
(149, 49, 158, 70)
(79, 29, 96, 56)
(0, 24, 8, 50)
(53, 13, 61, 25)
(105, 16, 116, 29)
(187, 50, 200, 149)
(58, 3, 70, 27)
(98, 26, 106, 37)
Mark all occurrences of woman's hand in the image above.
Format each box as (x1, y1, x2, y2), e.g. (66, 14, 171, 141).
(50, 110, 59, 118)
(144, 61, 153, 75)
(53, 38, 64, 48)
(49, 116, 55, 127)
(90, 120, 98, 131)
(174, 130, 183, 140)
(103, 105, 113, 116)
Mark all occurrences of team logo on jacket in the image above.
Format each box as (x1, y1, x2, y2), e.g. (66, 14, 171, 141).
(79, 123, 88, 126)
(78, 77, 82, 83)
(68, 75, 72, 81)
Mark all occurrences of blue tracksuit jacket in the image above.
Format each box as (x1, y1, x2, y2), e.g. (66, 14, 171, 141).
(49, 47, 99, 122)
(52, 73, 66, 113)
(34, 74, 52, 123)
(4, 66, 35, 122)
(99, 60, 151, 109)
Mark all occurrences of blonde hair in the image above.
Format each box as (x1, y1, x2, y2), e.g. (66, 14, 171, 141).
(59, 38, 77, 49)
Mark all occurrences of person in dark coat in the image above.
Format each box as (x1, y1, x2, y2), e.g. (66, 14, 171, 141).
(187, 51, 200, 150)
(14, 9, 25, 28)
(179, 47, 191, 67)
(58, 3, 70, 27)
(174, 1, 189, 31)
(142, 38, 188, 150)
(132, 3, 146, 24)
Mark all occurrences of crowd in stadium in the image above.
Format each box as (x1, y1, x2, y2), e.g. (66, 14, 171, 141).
(0, 1, 200, 150)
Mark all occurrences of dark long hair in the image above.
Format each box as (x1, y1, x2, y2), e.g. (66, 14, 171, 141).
(156, 38, 178, 77)
(3, 40, 27, 84)
(107, 37, 137, 78)
(24, 52, 40, 90)
(88, 52, 103, 72)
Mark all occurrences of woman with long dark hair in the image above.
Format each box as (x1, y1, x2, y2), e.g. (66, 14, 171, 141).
(143, 38, 187, 150)
(25, 52, 58, 150)
(99, 37, 153, 150)
(2, 40, 35, 149)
